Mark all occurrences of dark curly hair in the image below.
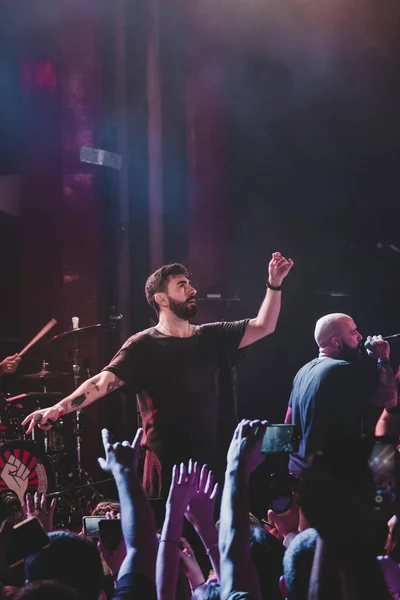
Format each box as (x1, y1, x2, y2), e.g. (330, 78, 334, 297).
(145, 263, 189, 314)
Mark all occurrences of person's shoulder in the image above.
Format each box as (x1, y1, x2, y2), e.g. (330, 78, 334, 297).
(195, 321, 224, 333)
(296, 358, 353, 379)
(316, 357, 354, 374)
(318, 358, 363, 384)
(120, 327, 157, 349)
(323, 358, 353, 369)
(195, 320, 247, 334)
(295, 357, 322, 374)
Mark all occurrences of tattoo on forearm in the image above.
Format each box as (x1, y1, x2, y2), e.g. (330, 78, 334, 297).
(90, 381, 101, 392)
(106, 379, 123, 394)
(71, 394, 87, 409)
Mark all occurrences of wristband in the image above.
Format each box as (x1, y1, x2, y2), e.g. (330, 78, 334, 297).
(55, 404, 65, 417)
(266, 280, 283, 291)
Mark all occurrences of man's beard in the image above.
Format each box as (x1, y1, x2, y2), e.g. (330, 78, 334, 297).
(338, 341, 363, 364)
(167, 296, 198, 320)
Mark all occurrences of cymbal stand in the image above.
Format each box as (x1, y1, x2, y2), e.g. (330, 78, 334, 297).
(71, 334, 83, 474)
(41, 360, 49, 394)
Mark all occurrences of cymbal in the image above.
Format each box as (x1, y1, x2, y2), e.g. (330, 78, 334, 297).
(21, 370, 70, 380)
(48, 323, 110, 343)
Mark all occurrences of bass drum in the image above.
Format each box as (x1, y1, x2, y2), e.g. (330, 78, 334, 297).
(0, 440, 55, 507)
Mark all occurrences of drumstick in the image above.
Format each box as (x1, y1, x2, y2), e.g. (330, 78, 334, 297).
(18, 318, 57, 357)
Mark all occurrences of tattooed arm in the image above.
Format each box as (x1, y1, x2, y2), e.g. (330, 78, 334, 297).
(22, 371, 125, 433)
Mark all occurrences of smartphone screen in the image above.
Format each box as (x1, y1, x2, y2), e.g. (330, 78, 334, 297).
(369, 437, 399, 512)
(7, 517, 50, 568)
(82, 516, 103, 537)
(262, 424, 300, 454)
(98, 519, 123, 552)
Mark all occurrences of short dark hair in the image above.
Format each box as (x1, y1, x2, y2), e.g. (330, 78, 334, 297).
(25, 531, 104, 600)
(91, 499, 120, 516)
(15, 580, 79, 600)
(145, 263, 189, 313)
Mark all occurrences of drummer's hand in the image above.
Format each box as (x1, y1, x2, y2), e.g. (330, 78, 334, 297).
(0, 354, 21, 375)
(25, 492, 57, 533)
(22, 405, 61, 435)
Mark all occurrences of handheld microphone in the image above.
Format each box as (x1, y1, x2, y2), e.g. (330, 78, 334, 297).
(364, 333, 400, 351)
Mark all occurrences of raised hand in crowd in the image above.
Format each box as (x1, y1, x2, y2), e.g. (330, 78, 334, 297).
(179, 537, 206, 593)
(185, 464, 220, 580)
(0, 354, 21, 375)
(156, 460, 199, 600)
(25, 492, 57, 533)
(219, 419, 268, 600)
(98, 428, 158, 594)
(226, 419, 267, 476)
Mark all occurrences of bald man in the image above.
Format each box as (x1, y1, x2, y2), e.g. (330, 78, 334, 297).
(285, 313, 397, 475)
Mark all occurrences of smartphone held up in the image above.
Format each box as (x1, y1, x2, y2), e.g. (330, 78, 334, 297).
(261, 424, 300, 454)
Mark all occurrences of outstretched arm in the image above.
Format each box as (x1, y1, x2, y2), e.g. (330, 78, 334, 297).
(156, 461, 199, 600)
(185, 465, 220, 580)
(239, 252, 293, 349)
(98, 428, 158, 583)
(219, 420, 267, 600)
(22, 370, 125, 433)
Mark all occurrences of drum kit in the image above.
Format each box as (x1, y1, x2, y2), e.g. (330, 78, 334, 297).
(0, 320, 114, 527)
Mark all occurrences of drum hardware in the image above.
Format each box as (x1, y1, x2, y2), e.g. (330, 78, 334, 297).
(44, 319, 116, 493)
(2, 319, 117, 527)
(47, 477, 114, 497)
(0, 440, 56, 506)
(46, 476, 113, 531)
(47, 323, 111, 344)
(21, 369, 70, 380)
(0, 490, 23, 524)
(46, 320, 112, 475)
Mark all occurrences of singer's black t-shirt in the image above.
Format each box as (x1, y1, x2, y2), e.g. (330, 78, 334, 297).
(103, 321, 248, 496)
(288, 357, 379, 475)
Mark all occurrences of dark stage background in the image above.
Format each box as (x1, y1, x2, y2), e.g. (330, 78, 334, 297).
(0, 0, 399, 484)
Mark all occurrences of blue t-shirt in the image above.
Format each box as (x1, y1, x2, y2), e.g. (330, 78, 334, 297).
(288, 357, 378, 475)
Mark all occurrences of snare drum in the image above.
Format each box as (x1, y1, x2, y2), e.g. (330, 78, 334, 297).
(0, 440, 55, 506)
